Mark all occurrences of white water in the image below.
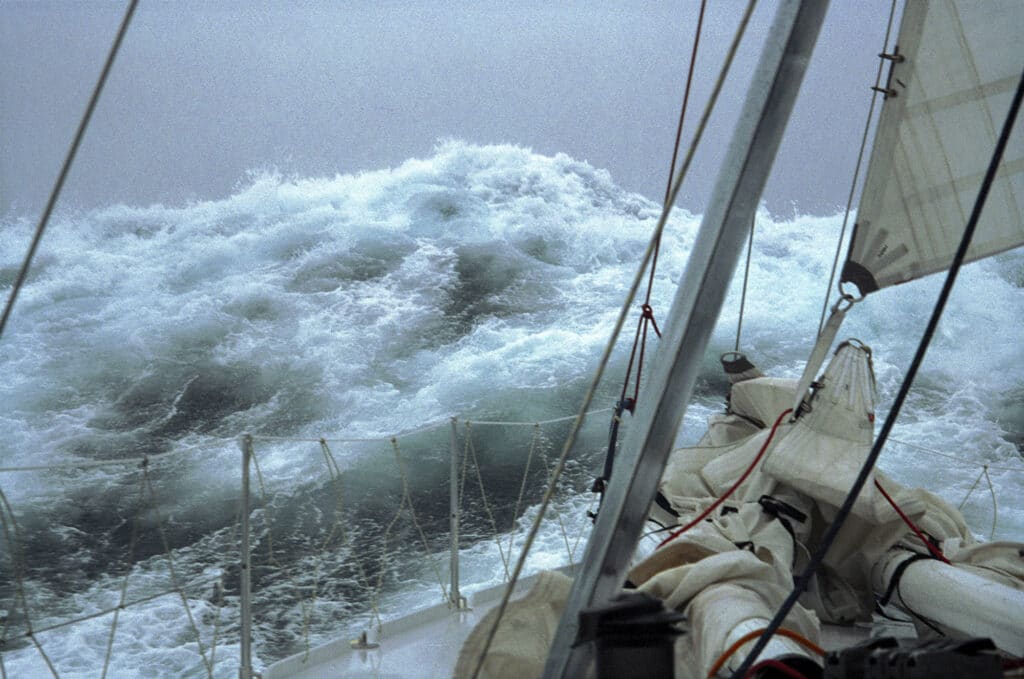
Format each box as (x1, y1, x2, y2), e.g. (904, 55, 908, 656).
(1, 142, 1021, 677)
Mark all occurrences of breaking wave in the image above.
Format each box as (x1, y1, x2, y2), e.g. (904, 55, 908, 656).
(1, 141, 1021, 676)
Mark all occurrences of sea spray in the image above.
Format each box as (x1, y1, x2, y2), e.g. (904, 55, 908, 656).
(1, 143, 1020, 676)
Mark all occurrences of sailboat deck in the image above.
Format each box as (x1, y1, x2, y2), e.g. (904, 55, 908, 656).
(262, 571, 903, 679)
(262, 574, 541, 679)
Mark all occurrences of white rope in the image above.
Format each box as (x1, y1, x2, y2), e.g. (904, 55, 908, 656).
(0, 409, 615, 475)
(982, 466, 998, 540)
(464, 408, 613, 427)
(0, 446, 197, 473)
(0, 484, 59, 678)
(389, 438, 450, 604)
(461, 423, 512, 581)
(317, 440, 385, 633)
(888, 436, 1024, 472)
(504, 426, 541, 569)
(101, 470, 147, 679)
(958, 467, 984, 508)
(248, 449, 280, 567)
(141, 467, 214, 678)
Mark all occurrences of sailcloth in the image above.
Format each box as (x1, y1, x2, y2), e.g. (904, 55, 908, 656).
(843, 0, 1024, 295)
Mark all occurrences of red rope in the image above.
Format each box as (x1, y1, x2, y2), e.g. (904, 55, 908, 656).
(630, 305, 663, 405)
(658, 409, 792, 549)
(874, 479, 951, 565)
(619, 314, 646, 406)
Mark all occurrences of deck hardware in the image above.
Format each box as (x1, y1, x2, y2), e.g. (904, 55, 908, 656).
(350, 630, 380, 650)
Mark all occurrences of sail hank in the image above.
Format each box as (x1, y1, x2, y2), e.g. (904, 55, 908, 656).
(843, 0, 1024, 295)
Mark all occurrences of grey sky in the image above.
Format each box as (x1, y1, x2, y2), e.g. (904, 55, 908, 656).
(2, 1, 891, 219)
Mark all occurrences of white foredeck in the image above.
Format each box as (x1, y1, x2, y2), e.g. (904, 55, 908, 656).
(262, 569, 905, 679)
(262, 573, 548, 679)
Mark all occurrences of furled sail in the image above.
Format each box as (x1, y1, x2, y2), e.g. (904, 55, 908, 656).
(842, 0, 1024, 295)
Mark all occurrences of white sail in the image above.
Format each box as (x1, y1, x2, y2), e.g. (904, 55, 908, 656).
(843, 0, 1024, 294)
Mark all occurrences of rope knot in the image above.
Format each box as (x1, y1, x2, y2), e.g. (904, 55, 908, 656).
(640, 304, 662, 338)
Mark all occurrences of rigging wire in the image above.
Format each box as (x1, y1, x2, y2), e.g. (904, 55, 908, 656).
(729, 65, 1024, 679)
(618, 0, 708, 413)
(647, 0, 708, 302)
(0, 0, 138, 343)
(468, 2, 759, 676)
(598, 0, 706, 522)
(734, 213, 755, 351)
(595, 0, 707, 517)
(816, 0, 898, 336)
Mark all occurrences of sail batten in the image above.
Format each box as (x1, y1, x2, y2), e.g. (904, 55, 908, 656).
(843, 0, 1024, 295)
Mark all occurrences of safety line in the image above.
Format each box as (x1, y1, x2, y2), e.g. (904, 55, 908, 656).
(389, 438, 450, 603)
(735, 213, 755, 352)
(0, 447, 197, 472)
(0, 409, 613, 474)
(23, 577, 221, 639)
(142, 467, 214, 678)
(888, 436, 1023, 472)
(463, 408, 613, 427)
(101, 469, 146, 679)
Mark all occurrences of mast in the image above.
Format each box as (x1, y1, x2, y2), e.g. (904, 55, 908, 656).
(542, 1, 829, 676)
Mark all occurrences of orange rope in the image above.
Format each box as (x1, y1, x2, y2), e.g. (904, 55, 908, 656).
(744, 659, 807, 679)
(706, 626, 824, 678)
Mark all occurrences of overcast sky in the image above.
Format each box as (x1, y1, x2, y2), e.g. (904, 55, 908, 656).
(2, 1, 893, 220)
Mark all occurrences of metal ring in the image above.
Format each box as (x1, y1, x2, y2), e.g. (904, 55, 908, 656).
(832, 292, 857, 313)
(837, 280, 865, 304)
